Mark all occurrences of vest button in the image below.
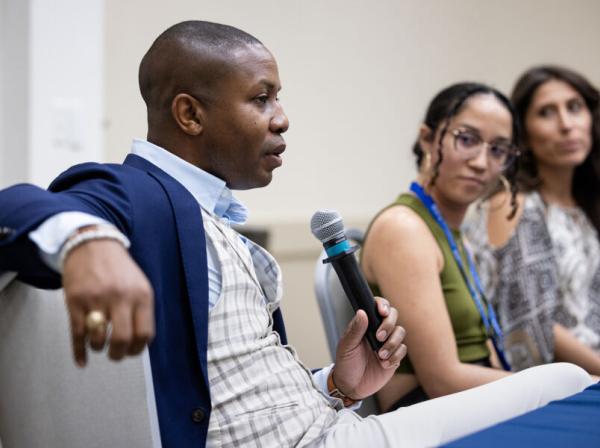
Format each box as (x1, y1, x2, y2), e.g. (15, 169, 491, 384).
(191, 408, 205, 423)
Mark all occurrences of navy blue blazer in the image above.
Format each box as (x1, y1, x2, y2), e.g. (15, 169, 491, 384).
(0, 154, 288, 447)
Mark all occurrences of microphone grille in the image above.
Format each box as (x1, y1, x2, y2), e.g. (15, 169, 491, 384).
(310, 209, 345, 243)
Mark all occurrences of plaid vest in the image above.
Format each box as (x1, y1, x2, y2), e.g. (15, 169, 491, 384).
(203, 211, 337, 447)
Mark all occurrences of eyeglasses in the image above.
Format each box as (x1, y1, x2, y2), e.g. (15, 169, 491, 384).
(450, 128, 520, 170)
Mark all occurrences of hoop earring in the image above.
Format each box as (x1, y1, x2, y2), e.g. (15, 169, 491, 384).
(423, 151, 432, 171)
(487, 174, 511, 211)
(499, 174, 510, 194)
(420, 151, 433, 185)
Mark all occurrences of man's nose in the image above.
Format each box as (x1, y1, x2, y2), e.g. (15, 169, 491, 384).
(271, 102, 289, 134)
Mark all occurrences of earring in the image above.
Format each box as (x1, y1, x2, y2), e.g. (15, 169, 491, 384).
(418, 151, 433, 187)
(423, 151, 432, 171)
(487, 174, 511, 211)
(499, 174, 510, 195)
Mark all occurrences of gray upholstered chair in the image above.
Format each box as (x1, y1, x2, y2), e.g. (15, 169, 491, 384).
(0, 273, 161, 448)
(313, 229, 380, 416)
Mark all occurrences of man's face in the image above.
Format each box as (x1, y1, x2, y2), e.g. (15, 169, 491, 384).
(200, 44, 289, 190)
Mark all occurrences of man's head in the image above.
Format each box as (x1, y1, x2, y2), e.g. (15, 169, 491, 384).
(139, 21, 289, 189)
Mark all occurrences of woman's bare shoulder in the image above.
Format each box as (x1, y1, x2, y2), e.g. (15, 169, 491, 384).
(362, 203, 445, 294)
(368, 204, 434, 243)
(363, 204, 441, 270)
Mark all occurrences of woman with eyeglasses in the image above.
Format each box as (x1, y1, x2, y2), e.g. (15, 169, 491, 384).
(465, 66, 600, 375)
(360, 82, 522, 412)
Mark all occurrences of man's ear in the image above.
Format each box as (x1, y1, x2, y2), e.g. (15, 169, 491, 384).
(171, 94, 204, 136)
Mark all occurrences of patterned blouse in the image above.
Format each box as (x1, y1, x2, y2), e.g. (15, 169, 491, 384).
(464, 192, 600, 371)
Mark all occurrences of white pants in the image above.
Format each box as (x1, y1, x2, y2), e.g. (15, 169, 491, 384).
(319, 363, 593, 447)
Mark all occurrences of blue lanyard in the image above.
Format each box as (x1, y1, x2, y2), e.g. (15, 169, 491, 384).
(410, 182, 511, 371)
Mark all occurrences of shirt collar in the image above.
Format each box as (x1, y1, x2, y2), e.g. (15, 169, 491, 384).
(130, 138, 248, 225)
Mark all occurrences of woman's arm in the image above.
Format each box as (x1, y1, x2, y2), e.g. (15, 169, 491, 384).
(486, 191, 525, 248)
(554, 323, 600, 376)
(362, 206, 509, 399)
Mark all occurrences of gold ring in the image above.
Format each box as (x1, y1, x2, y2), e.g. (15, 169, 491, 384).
(85, 310, 108, 333)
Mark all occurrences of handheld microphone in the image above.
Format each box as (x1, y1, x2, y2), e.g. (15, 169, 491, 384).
(310, 210, 383, 352)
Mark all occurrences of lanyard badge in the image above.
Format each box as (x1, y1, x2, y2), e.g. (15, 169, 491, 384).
(410, 182, 511, 371)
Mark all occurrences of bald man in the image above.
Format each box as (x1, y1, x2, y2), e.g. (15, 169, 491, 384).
(0, 20, 592, 448)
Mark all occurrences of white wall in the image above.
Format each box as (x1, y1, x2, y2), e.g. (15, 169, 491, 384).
(104, 0, 600, 225)
(104, 0, 600, 367)
(0, 0, 104, 188)
(0, 0, 29, 187)
(28, 0, 105, 187)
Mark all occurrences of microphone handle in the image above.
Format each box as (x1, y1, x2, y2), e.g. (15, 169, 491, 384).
(328, 252, 384, 351)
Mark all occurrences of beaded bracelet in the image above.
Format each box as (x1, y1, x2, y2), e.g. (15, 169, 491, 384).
(58, 226, 131, 271)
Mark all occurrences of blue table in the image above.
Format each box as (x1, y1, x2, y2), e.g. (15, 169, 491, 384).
(443, 383, 600, 447)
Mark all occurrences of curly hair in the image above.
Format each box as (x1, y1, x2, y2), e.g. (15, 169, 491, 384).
(412, 82, 521, 218)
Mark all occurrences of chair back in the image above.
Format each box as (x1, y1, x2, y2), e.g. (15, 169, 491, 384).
(0, 274, 161, 448)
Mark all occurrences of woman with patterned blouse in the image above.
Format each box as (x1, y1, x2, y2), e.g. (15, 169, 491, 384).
(465, 66, 600, 375)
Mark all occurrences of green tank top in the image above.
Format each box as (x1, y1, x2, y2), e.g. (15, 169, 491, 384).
(365, 193, 490, 374)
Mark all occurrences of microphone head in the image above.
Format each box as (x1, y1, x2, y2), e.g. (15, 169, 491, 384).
(310, 209, 345, 244)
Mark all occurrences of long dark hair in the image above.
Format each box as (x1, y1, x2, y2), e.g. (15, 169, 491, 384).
(413, 82, 521, 217)
(511, 66, 600, 236)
